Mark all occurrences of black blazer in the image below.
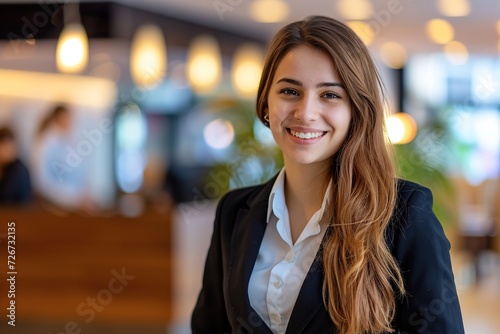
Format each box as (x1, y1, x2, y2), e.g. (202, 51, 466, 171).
(192, 178, 465, 333)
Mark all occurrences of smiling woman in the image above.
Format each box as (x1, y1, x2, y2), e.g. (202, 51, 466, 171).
(192, 15, 464, 334)
(266, 45, 351, 169)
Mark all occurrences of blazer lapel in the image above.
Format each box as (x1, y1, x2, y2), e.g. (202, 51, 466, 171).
(226, 176, 333, 333)
(228, 179, 275, 333)
(285, 231, 331, 333)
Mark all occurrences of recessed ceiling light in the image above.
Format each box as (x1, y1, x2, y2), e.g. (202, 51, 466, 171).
(437, 0, 470, 17)
(426, 19, 454, 44)
(346, 21, 375, 45)
(337, 0, 373, 20)
(250, 0, 289, 23)
(379, 42, 407, 69)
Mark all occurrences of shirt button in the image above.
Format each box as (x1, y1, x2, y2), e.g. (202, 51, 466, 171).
(273, 280, 283, 288)
(285, 251, 295, 262)
(271, 313, 282, 324)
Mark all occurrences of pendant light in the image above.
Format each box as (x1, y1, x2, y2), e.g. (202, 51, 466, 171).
(130, 24, 167, 88)
(56, 2, 88, 74)
(231, 43, 263, 99)
(186, 35, 222, 94)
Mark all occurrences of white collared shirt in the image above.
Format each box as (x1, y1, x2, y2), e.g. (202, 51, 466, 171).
(248, 168, 331, 334)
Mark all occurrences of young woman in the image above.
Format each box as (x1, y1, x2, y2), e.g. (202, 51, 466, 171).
(192, 16, 464, 333)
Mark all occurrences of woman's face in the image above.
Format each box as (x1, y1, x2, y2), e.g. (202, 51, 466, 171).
(55, 111, 72, 133)
(266, 45, 352, 168)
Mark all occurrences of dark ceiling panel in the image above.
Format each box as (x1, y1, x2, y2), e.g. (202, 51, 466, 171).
(0, 3, 113, 40)
(0, 2, 265, 54)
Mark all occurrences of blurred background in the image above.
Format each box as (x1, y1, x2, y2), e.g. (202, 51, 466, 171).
(0, 0, 499, 333)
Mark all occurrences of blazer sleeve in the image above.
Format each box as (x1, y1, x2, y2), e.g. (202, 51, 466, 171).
(191, 193, 232, 333)
(392, 185, 465, 333)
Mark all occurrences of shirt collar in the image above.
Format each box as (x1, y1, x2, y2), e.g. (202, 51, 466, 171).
(267, 168, 286, 223)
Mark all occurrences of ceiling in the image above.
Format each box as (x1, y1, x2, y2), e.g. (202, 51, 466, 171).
(1, 0, 499, 56)
(111, 0, 500, 55)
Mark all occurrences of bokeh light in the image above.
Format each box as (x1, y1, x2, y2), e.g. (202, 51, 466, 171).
(386, 112, 417, 144)
(203, 119, 235, 149)
(426, 19, 454, 44)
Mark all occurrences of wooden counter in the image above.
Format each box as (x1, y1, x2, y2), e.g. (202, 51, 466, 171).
(0, 207, 172, 330)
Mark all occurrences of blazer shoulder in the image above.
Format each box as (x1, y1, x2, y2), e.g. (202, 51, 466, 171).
(388, 178, 436, 240)
(218, 175, 277, 209)
(396, 178, 432, 204)
(221, 183, 265, 206)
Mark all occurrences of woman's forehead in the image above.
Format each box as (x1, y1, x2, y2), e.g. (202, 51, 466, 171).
(273, 45, 342, 85)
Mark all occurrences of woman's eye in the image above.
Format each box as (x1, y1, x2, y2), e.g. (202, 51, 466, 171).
(322, 92, 341, 99)
(280, 88, 299, 96)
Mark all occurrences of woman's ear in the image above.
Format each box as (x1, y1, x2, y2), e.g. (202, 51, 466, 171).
(263, 107, 270, 126)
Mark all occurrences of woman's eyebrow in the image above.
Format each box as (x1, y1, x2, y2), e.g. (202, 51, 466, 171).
(276, 77, 344, 89)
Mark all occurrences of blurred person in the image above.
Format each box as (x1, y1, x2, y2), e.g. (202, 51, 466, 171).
(32, 105, 93, 213)
(192, 16, 464, 333)
(0, 126, 32, 205)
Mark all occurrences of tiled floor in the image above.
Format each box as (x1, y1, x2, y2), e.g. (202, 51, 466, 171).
(168, 202, 500, 334)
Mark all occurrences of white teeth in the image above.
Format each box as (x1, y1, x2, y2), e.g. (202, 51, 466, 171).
(290, 130, 324, 139)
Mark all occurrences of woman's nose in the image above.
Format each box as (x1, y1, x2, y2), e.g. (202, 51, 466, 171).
(293, 95, 319, 122)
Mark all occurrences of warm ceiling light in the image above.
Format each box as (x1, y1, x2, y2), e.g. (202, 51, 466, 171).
(130, 24, 167, 88)
(426, 19, 454, 44)
(186, 35, 222, 94)
(437, 0, 470, 17)
(346, 21, 375, 45)
(56, 23, 88, 73)
(337, 0, 373, 20)
(444, 41, 469, 65)
(379, 42, 407, 69)
(231, 43, 263, 99)
(386, 112, 417, 144)
(250, 0, 289, 23)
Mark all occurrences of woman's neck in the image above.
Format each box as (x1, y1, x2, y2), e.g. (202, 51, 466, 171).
(283, 159, 331, 242)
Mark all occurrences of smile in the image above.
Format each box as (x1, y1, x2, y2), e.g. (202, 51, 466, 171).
(289, 129, 326, 139)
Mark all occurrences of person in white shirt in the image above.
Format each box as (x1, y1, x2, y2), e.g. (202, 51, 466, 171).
(31, 105, 91, 212)
(192, 15, 464, 334)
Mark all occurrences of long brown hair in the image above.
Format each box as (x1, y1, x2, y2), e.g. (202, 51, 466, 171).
(256, 16, 405, 333)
